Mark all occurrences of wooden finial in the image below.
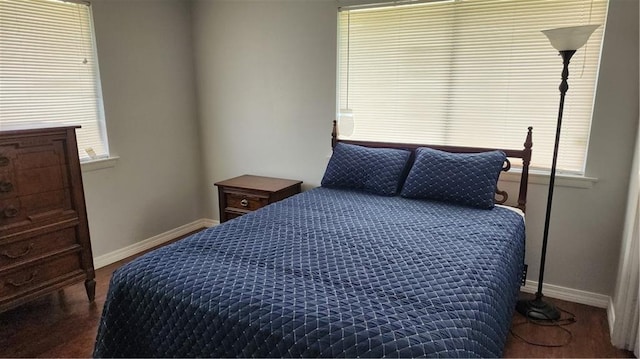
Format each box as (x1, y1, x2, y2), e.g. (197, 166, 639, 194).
(518, 126, 533, 212)
(331, 120, 338, 148)
(525, 126, 533, 150)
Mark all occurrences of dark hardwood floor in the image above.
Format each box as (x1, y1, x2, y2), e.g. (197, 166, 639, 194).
(503, 294, 634, 358)
(0, 234, 634, 358)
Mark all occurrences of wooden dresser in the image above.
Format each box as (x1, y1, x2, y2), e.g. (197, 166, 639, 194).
(0, 126, 95, 312)
(215, 175, 302, 222)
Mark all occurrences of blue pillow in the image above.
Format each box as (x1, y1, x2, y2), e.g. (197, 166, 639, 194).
(400, 147, 506, 209)
(321, 143, 411, 196)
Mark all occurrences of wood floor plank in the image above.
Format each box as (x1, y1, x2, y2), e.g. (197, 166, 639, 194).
(504, 294, 634, 358)
(0, 234, 634, 358)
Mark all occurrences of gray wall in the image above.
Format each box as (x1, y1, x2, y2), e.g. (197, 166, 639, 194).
(192, 0, 336, 196)
(83, 0, 204, 257)
(546, 0, 639, 296)
(78, 0, 638, 298)
(192, 0, 639, 297)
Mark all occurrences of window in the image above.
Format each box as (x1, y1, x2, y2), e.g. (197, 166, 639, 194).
(0, 0, 109, 161)
(337, 0, 607, 174)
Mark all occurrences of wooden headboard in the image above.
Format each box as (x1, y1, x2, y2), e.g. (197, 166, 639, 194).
(331, 121, 533, 212)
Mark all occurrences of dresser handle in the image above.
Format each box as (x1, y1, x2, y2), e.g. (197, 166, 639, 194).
(3, 206, 18, 218)
(240, 199, 249, 207)
(7, 271, 37, 287)
(1, 243, 33, 259)
(0, 156, 8, 167)
(0, 181, 13, 193)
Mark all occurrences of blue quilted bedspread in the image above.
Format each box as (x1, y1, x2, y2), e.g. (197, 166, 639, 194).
(94, 188, 525, 358)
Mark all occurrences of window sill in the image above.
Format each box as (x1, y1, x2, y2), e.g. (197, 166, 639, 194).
(500, 169, 598, 189)
(81, 156, 119, 172)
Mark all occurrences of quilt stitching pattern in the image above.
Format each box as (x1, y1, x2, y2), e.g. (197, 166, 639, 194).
(321, 143, 411, 196)
(401, 148, 506, 209)
(94, 188, 525, 358)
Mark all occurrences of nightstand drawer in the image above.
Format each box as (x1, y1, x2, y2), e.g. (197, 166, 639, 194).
(215, 175, 302, 223)
(223, 211, 243, 221)
(225, 192, 268, 212)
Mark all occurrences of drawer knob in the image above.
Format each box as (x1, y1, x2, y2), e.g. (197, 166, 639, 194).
(3, 205, 18, 218)
(1, 243, 33, 259)
(0, 181, 13, 193)
(0, 156, 8, 167)
(240, 199, 249, 207)
(7, 271, 38, 287)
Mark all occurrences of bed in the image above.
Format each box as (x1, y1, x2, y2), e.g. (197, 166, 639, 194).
(94, 123, 533, 358)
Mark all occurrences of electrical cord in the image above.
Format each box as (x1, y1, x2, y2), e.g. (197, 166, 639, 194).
(510, 306, 577, 347)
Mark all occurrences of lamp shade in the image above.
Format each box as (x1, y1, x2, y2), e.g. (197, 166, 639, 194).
(541, 25, 601, 51)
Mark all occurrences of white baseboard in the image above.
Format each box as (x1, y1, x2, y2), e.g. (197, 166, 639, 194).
(522, 280, 610, 308)
(607, 298, 616, 336)
(200, 218, 219, 228)
(93, 218, 219, 269)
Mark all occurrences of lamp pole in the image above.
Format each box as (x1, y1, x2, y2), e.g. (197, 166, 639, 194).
(516, 25, 599, 321)
(517, 50, 575, 321)
(537, 49, 575, 301)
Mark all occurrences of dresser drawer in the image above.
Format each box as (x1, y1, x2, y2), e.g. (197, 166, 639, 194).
(0, 146, 14, 169)
(0, 228, 78, 270)
(14, 165, 68, 196)
(0, 165, 67, 200)
(2, 136, 66, 170)
(0, 189, 72, 228)
(0, 148, 16, 200)
(225, 192, 268, 212)
(0, 126, 94, 312)
(0, 170, 15, 200)
(0, 251, 84, 303)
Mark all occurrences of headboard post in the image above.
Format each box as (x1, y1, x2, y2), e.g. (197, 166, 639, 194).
(331, 120, 338, 149)
(517, 127, 533, 212)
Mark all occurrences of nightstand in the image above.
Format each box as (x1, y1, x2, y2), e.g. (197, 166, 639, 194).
(214, 175, 302, 223)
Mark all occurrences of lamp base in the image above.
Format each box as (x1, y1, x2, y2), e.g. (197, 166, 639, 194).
(516, 296, 561, 321)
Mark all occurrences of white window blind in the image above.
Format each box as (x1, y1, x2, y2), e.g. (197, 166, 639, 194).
(0, 0, 108, 161)
(338, 0, 607, 174)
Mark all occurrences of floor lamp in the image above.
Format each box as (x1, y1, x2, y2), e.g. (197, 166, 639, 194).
(516, 24, 600, 321)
